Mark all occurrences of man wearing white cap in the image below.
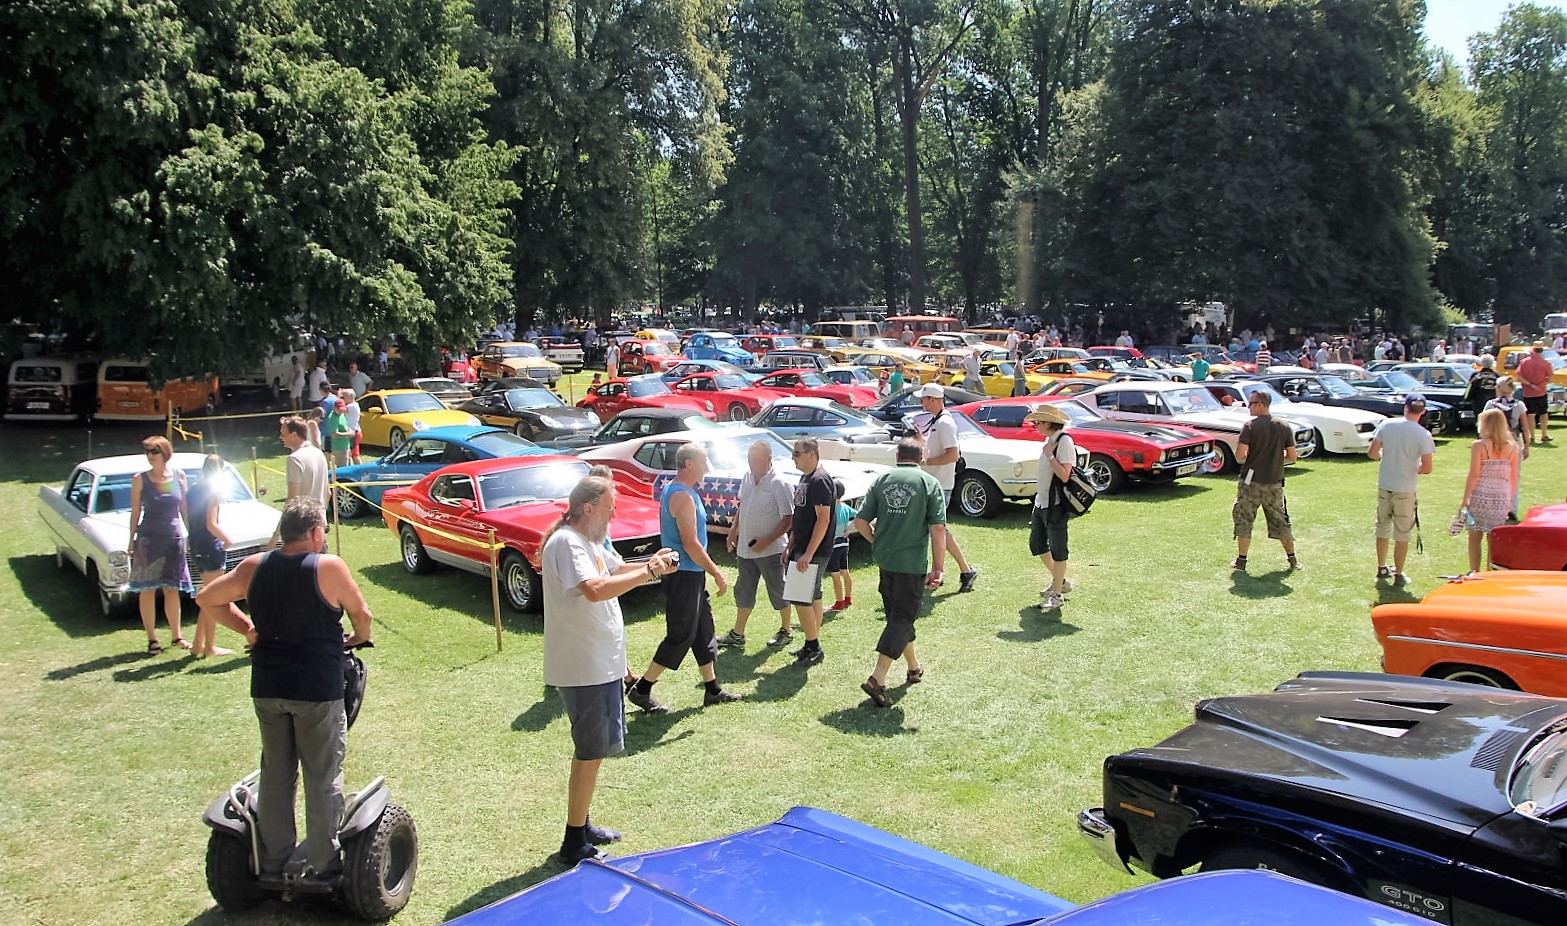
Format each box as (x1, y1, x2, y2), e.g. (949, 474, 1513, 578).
(913, 384, 978, 591)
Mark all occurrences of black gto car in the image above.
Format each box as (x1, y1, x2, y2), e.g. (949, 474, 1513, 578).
(457, 383, 599, 441)
(1256, 373, 1458, 435)
(1079, 672, 1567, 925)
(539, 406, 714, 451)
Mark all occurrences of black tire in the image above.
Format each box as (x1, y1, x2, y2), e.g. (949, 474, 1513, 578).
(1203, 442, 1236, 476)
(400, 526, 433, 574)
(89, 562, 119, 619)
(501, 550, 542, 613)
(1200, 839, 1343, 891)
(514, 420, 532, 439)
(341, 803, 418, 920)
(955, 469, 1002, 519)
(1305, 428, 1324, 458)
(1082, 453, 1126, 494)
(1427, 664, 1518, 690)
(388, 427, 407, 449)
(727, 402, 749, 421)
(205, 831, 267, 911)
(336, 487, 364, 520)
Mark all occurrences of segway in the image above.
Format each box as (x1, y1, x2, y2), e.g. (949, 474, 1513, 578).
(202, 642, 418, 920)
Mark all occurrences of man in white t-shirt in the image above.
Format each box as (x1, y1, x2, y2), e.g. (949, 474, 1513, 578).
(345, 362, 373, 398)
(718, 441, 796, 649)
(307, 360, 330, 404)
(541, 475, 675, 866)
(913, 384, 978, 591)
(273, 416, 328, 552)
(1115, 330, 1133, 348)
(287, 356, 305, 411)
(1005, 330, 1020, 360)
(1367, 395, 1435, 587)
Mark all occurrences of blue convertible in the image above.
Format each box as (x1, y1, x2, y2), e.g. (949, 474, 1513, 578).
(445, 807, 1428, 925)
(332, 425, 553, 518)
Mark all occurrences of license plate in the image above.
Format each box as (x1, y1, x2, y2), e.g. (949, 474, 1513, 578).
(1177, 463, 1199, 476)
(117, 401, 140, 408)
(27, 402, 49, 410)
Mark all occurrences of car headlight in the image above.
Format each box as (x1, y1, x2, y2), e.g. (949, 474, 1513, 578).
(539, 415, 561, 428)
(1013, 462, 1024, 478)
(412, 419, 429, 431)
(587, 411, 600, 425)
(466, 415, 482, 426)
(109, 566, 130, 584)
(109, 550, 129, 567)
(705, 401, 714, 411)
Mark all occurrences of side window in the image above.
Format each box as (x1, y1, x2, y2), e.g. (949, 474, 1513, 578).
(603, 383, 624, 398)
(988, 406, 1028, 428)
(431, 474, 475, 505)
(1504, 353, 1522, 370)
(405, 438, 445, 464)
(633, 442, 670, 470)
(771, 406, 816, 427)
(360, 396, 384, 413)
(1095, 392, 1119, 411)
(818, 412, 847, 428)
(442, 442, 476, 464)
(64, 470, 93, 511)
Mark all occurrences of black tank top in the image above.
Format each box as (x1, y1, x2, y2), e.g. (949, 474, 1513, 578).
(249, 551, 346, 701)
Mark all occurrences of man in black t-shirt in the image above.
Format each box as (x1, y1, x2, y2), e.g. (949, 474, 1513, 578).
(786, 438, 835, 667)
(1231, 391, 1299, 573)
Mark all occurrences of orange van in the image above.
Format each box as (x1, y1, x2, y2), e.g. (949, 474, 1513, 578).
(95, 360, 220, 421)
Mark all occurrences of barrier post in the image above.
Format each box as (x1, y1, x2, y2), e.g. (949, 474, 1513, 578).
(166, 407, 174, 442)
(489, 528, 503, 653)
(332, 471, 341, 556)
(250, 446, 259, 497)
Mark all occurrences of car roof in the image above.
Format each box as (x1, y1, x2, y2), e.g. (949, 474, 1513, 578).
(403, 425, 508, 442)
(766, 396, 836, 407)
(1094, 380, 1199, 392)
(615, 407, 708, 419)
(75, 452, 226, 477)
(419, 453, 588, 479)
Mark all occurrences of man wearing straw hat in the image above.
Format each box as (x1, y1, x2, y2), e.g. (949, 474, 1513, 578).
(1518, 341, 1554, 443)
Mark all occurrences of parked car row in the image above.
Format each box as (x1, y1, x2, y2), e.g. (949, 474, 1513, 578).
(6, 357, 220, 423)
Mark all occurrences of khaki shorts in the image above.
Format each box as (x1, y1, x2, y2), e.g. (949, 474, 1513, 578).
(1232, 481, 1293, 542)
(1376, 490, 1418, 542)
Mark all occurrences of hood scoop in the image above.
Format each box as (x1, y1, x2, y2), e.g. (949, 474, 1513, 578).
(1472, 728, 1528, 771)
(1354, 698, 1452, 714)
(1315, 715, 1420, 738)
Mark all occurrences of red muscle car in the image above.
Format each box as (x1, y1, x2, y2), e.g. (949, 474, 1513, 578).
(953, 395, 1216, 494)
(577, 374, 718, 422)
(753, 369, 881, 409)
(1491, 502, 1567, 571)
(669, 372, 792, 421)
(380, 455, 664, 612)
(618, 339, 684, 375)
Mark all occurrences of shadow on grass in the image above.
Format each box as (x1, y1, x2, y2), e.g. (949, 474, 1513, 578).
(513, 686, 564, 732)
(358, 563, 546, 636)
(998, 608, 1081, 643)
(186, 655, 250, 676)
(1227, 569, 1294, 599)
(819, 704, 916, 736)
(1109, 480, 1214, 504)
(44, 650, 146, 681)
(623, 707, 697, 756)
(10, 554, 122, 638)
(1374, 584, 1420, 605)
(112, 653, 196, 683)
(446, 858, 564, 921)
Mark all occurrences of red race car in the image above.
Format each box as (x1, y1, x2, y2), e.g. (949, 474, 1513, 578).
(670, 372, 791, 421)
(1491, 502, 1567, 571)
(753, 369, 881, 409)
(380, 455, 664, 612)
(618, 339, 684, 375)
(578, 374, 718, 422)
(952, 395, 1216, 494)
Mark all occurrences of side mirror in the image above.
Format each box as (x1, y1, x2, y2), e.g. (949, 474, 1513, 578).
(457, 498, 476, 514)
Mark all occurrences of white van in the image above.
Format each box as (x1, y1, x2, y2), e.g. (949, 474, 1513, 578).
(6, 357, 99, 421)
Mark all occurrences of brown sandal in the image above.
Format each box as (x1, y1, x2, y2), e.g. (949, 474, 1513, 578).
(861, 676, 890, 708)
(906, 667, 924, 685)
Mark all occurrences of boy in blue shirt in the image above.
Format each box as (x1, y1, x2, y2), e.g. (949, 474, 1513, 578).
(829, 480, 854, 612)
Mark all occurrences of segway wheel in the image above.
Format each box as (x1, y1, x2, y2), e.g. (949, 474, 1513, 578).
(205, 831, 267, 911)
(342, 803, 418, 920)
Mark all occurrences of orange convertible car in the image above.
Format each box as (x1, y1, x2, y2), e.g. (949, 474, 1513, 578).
(1372, 570, 1567, 695)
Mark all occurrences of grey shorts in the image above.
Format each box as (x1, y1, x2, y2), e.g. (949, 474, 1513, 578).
(735, 554, 787, 611)
(557, 681, 625, 761)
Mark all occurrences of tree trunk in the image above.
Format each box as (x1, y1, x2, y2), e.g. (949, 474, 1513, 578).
(898, 30, 926, 313)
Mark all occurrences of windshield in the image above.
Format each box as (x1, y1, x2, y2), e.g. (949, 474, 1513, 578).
(94, 467, 253, 511)
(1372, 371, 1423, 392)
(478, 460, 589, 509)
(415, 380, 465, 396)
(1053, 400, 1100, 423)
(385, 392, 447, 414)
(1163, 388, 1225, 414)
(1316, 376, 1359, 398)
(627, 376, 671, 398)
(506, 388, 563, 409)
(1509, 723, 1567, 811)
(711, 374, 752, 391)
(710, 335, 739, 348)
(644, 342, 672, 355)
(795, 372, 828, 386)
(702, 432, 792, 471)
(502, 344, 543, 358)
(467, 431, 540, 455)
(1240, 382, 1289, 405)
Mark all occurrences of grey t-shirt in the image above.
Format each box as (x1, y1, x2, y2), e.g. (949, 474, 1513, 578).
(287, 443, 329, 507)
(735, 468, 793, 558)
(1372, 417, 1435, 493)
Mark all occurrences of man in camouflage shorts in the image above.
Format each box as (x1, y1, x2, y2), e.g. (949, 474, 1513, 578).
(1230, 390, 1299, 573)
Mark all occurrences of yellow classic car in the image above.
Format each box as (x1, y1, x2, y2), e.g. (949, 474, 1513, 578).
(845, 348, 942, 384)
(940, 360, 1050, 397)
(356, 389, 482, 448)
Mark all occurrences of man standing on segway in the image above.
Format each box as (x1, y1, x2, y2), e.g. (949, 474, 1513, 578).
(199, 497, 374, 879)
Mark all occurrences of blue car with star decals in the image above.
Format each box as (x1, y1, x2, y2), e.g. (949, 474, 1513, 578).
(331, 425, 554, 518)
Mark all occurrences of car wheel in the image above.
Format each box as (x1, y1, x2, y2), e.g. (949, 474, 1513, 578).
(1427, 664, 1518, 690)
(88, 562, 120, 619)
(205, 831, 266, 912)
(335, 487, 363, 519)
(1082, 453, 1126, 494)
(399, 526, 433, 574)
(501, 550, 543, 613)
(955, 470, 1002, 519)
(1200, 840, 1342, 889)
(727, 403, 749, 421)
(1202, 442, 1235, 475)
(1306, 428, 1324, 458)
(515, 421, 531, 439)
(389, 426, 407, 449)
(341, 803, 418, 920)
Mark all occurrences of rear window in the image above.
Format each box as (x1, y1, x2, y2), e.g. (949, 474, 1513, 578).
(103, 365, 150, 383)
(13, 363, 63, 383)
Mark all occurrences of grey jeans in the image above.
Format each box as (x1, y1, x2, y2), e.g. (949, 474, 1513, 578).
(254, 698, 347, 874)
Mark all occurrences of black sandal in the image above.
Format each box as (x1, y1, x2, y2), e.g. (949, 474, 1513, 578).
(147, 639, 162, 655)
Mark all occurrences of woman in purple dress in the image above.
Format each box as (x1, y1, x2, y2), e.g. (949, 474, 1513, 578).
(128, 436, 193, 653)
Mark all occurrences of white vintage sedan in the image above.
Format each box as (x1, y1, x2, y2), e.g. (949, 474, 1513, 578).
(1199, 380, 1385, 455)
(37, 452, 282, 616)
(579, 427, 889, 533)
(1078, 381, 1315, 475)
(817, 410, 1074, 519)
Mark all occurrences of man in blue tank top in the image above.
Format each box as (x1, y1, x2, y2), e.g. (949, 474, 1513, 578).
(628, 443, 740, 713)
(198, 498, 374, 877)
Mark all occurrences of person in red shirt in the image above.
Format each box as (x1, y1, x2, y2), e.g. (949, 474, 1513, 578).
(1517, 343, 1555, 443)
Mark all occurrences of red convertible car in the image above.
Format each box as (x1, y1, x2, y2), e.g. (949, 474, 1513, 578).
(670, 372, 791, 421)
(953, 395, 1216, 494)
(578, 374, 718, 422)
(380, 455, 663, 612)
(753, 369, 881, 408)
(1491, 502, 1567, 571)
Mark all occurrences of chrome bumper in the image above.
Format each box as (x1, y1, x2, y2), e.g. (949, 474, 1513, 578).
(1147, 451, 1215, 474)
(1077, 807, 1132, 873)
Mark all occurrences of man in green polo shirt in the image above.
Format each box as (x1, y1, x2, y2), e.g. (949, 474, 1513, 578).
(851, 438, 948, 708)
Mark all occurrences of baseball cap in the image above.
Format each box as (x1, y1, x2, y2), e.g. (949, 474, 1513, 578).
(1404, 393, 1426, 409)
(916, 383, 944, 399)
(335, 398, 348, 410)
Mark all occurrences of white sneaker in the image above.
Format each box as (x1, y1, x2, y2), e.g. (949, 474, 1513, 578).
(1039, 591, 1064, 611)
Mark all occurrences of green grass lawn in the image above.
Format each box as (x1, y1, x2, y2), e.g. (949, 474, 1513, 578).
(2, 410, 1564, 925)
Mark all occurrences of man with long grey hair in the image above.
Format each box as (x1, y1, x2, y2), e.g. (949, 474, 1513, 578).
(542, 474, 676, 865)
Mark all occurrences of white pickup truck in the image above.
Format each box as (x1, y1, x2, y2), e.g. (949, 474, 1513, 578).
(37, 453, 281, 616)
(536, 337, 585, 372)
